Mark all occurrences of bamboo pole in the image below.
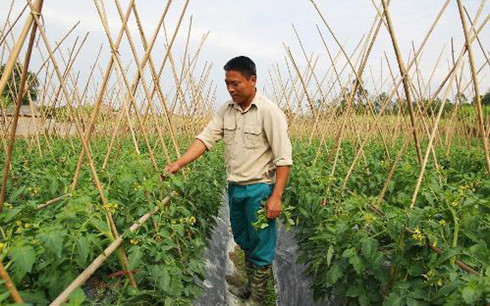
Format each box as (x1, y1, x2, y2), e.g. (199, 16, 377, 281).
(97, 0, 189, 175)
(93, 0, 162, 178)
(380, 0, 423, 164)
(50, 193, 174, 306)
(410, 55, 462, 207)
(342, 0, 454, 187)
(317, 24, 390, 160)
(148, 0, 193, 158)
(0, 0, 44, 212)
(0, 2, 27, 47)
(36, 193, 72, 210)
(290, 24, 326, 142)
(25, 0, 137, 287)
(70, 0, 139, 190)
(124, 2, 177, 164)
(312, 0, 385, 165)
(455, 0, 490, 177)
(463, 6, 490, 67)
(0, 261, 23, 303)
(0, 0, 41, 96)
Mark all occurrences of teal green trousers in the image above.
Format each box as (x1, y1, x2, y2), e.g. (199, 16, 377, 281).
(228, 183, 277, 267)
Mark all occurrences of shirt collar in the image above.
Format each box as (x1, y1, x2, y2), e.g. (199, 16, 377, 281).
(228, 90, 261, 113)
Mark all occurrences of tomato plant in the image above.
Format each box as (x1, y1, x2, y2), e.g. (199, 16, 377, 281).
(285, 139, 490, 305)
(0, 137, 226, 304)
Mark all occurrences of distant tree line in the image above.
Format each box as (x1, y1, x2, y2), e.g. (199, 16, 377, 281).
(0, 62, 39, 107)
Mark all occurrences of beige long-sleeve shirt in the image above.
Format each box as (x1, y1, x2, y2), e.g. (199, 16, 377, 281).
(196, 92, 292, 185)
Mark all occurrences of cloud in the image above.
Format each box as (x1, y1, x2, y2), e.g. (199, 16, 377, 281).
(1, 0, 488, 106)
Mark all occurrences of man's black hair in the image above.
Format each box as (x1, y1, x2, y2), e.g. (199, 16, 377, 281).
(223, 56, 256, 79)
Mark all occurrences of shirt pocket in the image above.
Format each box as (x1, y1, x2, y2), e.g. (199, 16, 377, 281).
(223, 116, 237, 145)
(243, 124, 261, 149)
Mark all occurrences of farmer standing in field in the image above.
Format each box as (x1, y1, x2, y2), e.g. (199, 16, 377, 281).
(166, 56, 292, 304)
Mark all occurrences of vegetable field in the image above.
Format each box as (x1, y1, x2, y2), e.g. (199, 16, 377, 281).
(0, 138, 225, 304)
(287, 139, 489, 305)
(1, 0, 489, 305)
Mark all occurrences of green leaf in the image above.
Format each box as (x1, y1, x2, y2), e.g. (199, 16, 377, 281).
(326, 245, 334, 267)
(128, 246, 143, 270)
(75, 236, 89, 268)
(359, 293, 370, 306)
(160, 268, 171, 292)
(406, 297, 424, 306)
(38, 230, 66, 258)
(10, 186, 26, 202)
(326, 264, 343, 286)
(361, 237, 378, 259)
(435, 248, 461, 266)
(169, 275, 183, 297)
(342, 247, 356, 258)
(462, 284, 480, 304)
(18, 290, 48, 304)
(346, 284, 362, 297)
(0, 291, 10, 302)
(67, 288, 85, 306)
(3, 207, 22, 223)
(349, 255, 364, 274)
(8, 245, 36, 281)
(385, 292, 404, 306)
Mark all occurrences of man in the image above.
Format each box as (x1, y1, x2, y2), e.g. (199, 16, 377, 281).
(166, 56, 292, 304)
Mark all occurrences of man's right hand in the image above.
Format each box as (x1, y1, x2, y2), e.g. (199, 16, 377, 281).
(163, 139, 207, 176)
(165, 161, 181, 175)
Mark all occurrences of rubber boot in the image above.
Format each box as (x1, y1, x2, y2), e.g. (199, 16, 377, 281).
(228, 258, 254, 299)
(249, 264, 272, 305)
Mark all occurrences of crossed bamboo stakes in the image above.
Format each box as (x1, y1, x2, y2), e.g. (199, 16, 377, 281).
(268, 0, 489, 281)
(0, 0, 489, 304)
(0, 0, 216, 304)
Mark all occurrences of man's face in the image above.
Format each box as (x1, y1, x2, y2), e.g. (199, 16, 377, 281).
(225, 70, 256, 104)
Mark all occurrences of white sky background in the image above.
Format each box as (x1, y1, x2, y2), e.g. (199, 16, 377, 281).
(0, 0, 488, 109)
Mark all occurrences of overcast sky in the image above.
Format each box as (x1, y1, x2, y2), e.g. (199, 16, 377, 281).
(1, 0, 488, 107)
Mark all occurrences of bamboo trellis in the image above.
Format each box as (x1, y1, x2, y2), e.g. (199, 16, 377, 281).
(0, 0, 489, 304)
(0, 0, 216, 303)
(266, 0, 489, 280)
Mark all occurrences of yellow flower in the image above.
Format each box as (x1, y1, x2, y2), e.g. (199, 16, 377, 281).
(24, 223, 31, 229)
(438, 220, 446, 226)
(412, 227, 425, 245)
(364, 213, 375, 224)
(130, 239, 138, 245)
(423, 269, 435, 280)
(189, 216, 196, 225)
(0, 243, 4, 250)
(171, 219, 176, 224)
(437, 279, 443, 287)
(103, 203, 118, 214)
(15, 220, 22, 226)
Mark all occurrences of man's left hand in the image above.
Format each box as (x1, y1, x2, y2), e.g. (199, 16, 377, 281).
(266, 195, 281, 219)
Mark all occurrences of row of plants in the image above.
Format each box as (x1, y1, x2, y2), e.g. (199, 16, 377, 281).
(285, 138, 490, 305)
(0, 137, 226, 305)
